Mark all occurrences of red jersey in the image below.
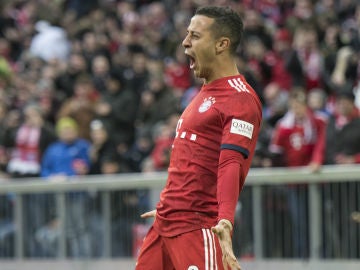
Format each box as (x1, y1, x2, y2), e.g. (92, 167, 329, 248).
(269, 110, 326, 167)
(153, 75, 262, 237)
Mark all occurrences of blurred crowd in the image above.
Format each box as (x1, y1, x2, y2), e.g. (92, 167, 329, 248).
(0, 0, 359, 178)
(0, 0, 359, 259)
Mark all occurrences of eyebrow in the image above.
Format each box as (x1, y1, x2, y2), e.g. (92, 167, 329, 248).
(187, 30, 201, 35)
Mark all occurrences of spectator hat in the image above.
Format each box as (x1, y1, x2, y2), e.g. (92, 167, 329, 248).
(90, 119, 105, 130)
(56, 117, 78, 133)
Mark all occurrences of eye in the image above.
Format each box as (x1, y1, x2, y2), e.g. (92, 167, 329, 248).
(186, 30, 200, 39)
(191, 33, 200, 39)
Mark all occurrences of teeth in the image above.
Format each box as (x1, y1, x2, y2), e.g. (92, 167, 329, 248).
(189, 57, 195, 69)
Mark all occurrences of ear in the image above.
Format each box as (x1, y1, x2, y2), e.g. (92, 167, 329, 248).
(215, 37, 230, 54)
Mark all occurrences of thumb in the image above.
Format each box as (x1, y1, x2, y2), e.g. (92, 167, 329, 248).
(140, 209, 156, 218)
(211, 224, 221, 235)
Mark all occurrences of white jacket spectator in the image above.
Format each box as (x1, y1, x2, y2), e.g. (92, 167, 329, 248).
(30, 20, 71, 62)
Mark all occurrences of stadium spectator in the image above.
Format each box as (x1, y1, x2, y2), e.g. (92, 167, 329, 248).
(55, 53, 88, 99)
(147, 118, 176, 172)
(262, 82, 289, 127)
(267, 88, 327, 258)
(41, 116, 90, 179)
(88, 119, 121, 175)
(263, 28, 295, 92)
(140, 2, 173, 59)
(269, 88, 326, 169)
(64, 0, 99, 18)
(40, 117, 91, 258)
(87, 118, 129, 257)
(324, 87, 360, 165)
(242, 8, 273, 50)
(290, 23, 324, 91)
(242, 35, 269, 89)
(135, 74, 180, 139)
(0, 103, 57, 257)
(57, 75, 99, 140)
(307, 87, 331, 118)
(94, 71, 139, 154)
(3, 104, 56, 178)
(80, 30, 110, 69)
(123, 46, 150, 97)
(164, 44, 192, 95)
(285, 0, 317, 32)
(123, 132, 153, 173)
(322, 86, 360, 257)
(90, 54, 111, 94)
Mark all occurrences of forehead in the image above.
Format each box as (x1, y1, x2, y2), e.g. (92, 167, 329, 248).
(188, 15, 214, 33)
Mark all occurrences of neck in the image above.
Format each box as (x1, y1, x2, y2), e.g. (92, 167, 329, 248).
(204, 56, 239, 84)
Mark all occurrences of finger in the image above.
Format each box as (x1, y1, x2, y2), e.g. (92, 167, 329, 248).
(223, 253, 241, 270)
(140, 211, 155, 218)
(211, 223, 226, 236)
(140, 210, 156, 218)
(222, 254, 227, 270)
(140, 212, 153, 218)
(227, 256, 241, 270)
(224, 246, 240, 269)
(211, 226, 220, 235)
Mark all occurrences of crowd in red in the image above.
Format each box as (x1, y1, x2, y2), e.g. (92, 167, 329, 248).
(0, 0, 359, 177)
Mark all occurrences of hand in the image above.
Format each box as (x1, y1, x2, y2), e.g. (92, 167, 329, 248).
(140, 209, 156, 218)
(352, 212, 360, 223)
(72, 159, 89, 175)
(95, 102, 111, 115)
(212, 220, 241, 270)
(308, 162, 321, 173)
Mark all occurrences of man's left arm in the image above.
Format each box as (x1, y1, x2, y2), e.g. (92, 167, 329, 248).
(213, 149, 245, 270)
(217, 149, 245, 224)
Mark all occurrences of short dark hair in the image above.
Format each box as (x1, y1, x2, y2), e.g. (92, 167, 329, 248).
(195, 6, 243, 54)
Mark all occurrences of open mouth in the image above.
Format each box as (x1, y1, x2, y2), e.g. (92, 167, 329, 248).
(186, 53, 196, 70)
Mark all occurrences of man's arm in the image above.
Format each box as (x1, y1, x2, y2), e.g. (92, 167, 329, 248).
(214, 148, 245, 270)
(217, 149, 245, 224)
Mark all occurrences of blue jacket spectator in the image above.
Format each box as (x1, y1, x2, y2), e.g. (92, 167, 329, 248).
(41, 117, 90, 178)
(39, 117, 92, 258)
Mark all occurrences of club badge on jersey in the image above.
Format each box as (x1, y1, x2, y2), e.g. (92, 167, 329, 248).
(199, 96, 216, 113)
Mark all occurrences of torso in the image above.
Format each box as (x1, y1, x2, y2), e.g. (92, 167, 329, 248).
(153, 75, 262, 236)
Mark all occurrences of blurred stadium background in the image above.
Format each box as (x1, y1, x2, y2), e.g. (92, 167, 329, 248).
(1, 0, 360, 269)
(1, 165, 360, 269)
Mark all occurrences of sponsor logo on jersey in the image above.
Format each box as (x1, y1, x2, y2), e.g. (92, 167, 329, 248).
(230, 118, 254, 139)
(198, 96, 216, 113)
(187, 266, 199, 270)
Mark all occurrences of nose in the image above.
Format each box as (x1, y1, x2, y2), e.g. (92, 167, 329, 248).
(182, 34, 190, 48)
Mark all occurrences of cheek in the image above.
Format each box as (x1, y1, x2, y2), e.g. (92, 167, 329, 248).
(197, 45, 215, 65)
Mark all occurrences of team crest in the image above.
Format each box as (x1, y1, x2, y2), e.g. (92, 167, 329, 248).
(199, 96, 216, 113)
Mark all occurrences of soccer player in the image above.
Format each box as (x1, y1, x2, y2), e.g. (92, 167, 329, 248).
(135, 6, 262, 270)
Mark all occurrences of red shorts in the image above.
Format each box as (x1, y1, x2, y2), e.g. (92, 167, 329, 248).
(135, 226, 227, 270)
